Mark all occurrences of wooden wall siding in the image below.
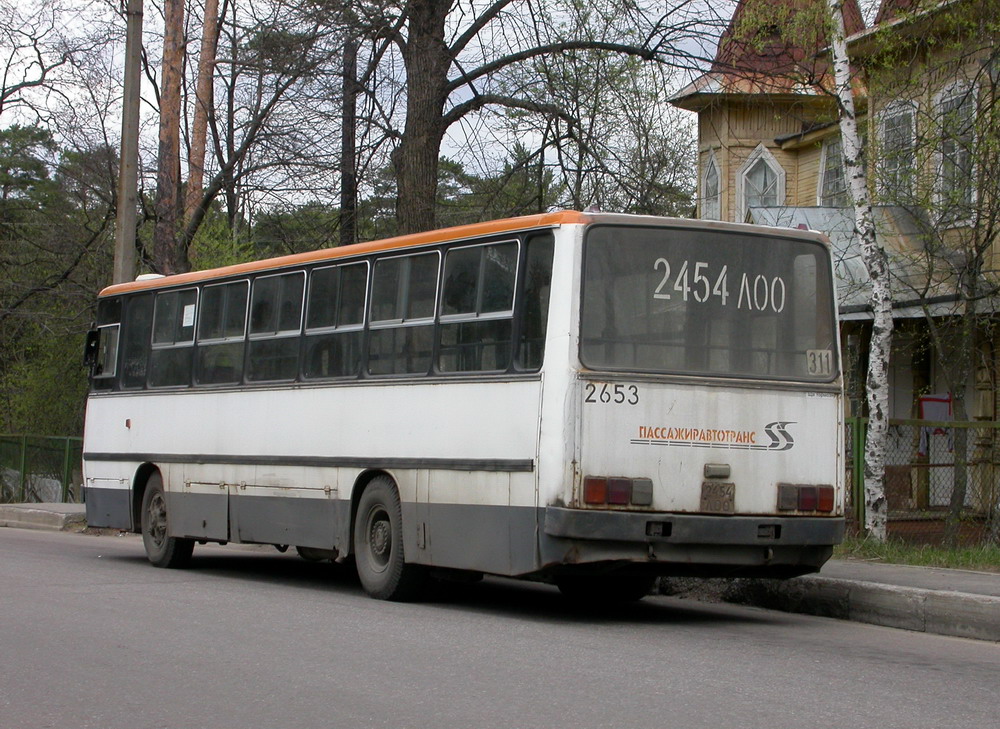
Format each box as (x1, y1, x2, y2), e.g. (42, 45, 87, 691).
(797, 145, 823, 206)
(696, 99, 844, 221)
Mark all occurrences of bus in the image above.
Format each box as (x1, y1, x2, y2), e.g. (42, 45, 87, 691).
(82, 211, 844, 601)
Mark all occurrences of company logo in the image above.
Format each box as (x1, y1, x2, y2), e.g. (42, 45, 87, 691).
(631, 421, 796, 451)
(762, 421, 795, 451)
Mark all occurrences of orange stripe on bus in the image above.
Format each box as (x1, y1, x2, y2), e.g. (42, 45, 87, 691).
(99, 211, 589, 297)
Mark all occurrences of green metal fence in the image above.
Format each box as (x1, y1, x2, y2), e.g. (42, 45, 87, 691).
(846, 418, 1000, 545)
(0, 435, 83, 504)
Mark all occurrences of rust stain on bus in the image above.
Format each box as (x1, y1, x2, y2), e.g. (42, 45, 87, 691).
(99, 210, 591, 297)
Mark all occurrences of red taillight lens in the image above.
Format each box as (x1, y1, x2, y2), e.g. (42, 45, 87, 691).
(798, 486, 818, 511)
(584, 477, 607, 504)
(608, 478, 631, 505)
(817, 485, 835, 512)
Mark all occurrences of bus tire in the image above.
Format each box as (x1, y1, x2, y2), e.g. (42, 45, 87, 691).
(555, 574, 655, 603)
(353, 476, 426, 601)
(140, 473, 194, 569)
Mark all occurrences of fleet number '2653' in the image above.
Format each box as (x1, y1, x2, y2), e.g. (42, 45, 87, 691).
(584, 383, 639, 405)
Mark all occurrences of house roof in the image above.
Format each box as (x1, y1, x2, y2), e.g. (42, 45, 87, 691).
(713, 0, 866, 75)
(671, 0, 865, 107)
(874, 0, 925, 24)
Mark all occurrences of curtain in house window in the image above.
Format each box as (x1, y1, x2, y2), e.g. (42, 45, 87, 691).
(702, 157, 721, 219)
(744, 157, 779, 208)
(821, 137, 849, 207)
(939, 87, 975, 216)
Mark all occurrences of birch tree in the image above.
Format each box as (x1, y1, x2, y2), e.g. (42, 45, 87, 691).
(825, 0, 890, 540)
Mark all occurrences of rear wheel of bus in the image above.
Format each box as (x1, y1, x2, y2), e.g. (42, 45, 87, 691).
(353, 476, 427, 601)
(140, 472, 194, 568)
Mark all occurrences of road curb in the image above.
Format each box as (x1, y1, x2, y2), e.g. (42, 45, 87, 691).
(680, 575, 1000, 643)
(0, 505, 86, 532)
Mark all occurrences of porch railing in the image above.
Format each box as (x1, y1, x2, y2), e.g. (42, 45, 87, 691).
(846, 418, 1000, 546)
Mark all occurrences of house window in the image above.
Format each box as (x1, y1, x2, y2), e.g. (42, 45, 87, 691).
(937, 84, 975, 218)
(739, 144, 784, 220)
(701, 153, 721, 220)
(820, 137, 849, 207)
(879, 102, 915, 201)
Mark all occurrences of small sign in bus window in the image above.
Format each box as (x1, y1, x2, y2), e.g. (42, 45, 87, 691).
(806, 350, 834, 377)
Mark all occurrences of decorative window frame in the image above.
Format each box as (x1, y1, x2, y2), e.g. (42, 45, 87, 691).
(818, 136, 849, 207)
(933, 81, 977, 226)
(737, 143, 785, 222)
(700, 150, 721, 220)
(876, 100, 917, 202)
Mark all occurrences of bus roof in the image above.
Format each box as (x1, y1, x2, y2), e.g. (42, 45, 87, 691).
(99, 210, 591, 297)
(98, 209, 830, 298)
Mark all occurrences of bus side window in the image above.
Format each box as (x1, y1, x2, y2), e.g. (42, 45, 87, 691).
(516, 233, 554, 371)
(120, 294, 153, 389)
(303, 262, 367, 379)
(368, 252, 438, 376)
(149, 289, 197, 388)
(247, 272, 304, 382)
(196, 281, 248, 386)
(438, 240, 517, 373)
(89, 298, 122, 391)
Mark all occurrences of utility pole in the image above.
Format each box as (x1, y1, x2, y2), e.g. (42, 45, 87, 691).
(113, 0, 143, 284)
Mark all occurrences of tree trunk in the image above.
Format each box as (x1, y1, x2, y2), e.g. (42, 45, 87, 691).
(184, 0, 220, 226)
(153, 0, 188, 275)
(827, 0, 891, 541)
(395, 0, 452, 234)
(340, 35, 358, 247)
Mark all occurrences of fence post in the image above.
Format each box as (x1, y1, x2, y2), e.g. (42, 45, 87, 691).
(18, 435, 28, 502)
(61, 437, 73, 502)
(853, 417, 866, 527)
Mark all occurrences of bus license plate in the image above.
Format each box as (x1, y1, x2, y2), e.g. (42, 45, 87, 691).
(701, 482, 735, 514)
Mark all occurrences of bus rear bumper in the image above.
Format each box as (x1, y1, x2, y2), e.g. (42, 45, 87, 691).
(541, 506, 844, 578)
(545, 506, 844, 545)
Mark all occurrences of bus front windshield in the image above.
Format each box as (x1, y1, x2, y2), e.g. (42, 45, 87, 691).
(580, 225, 838, 382)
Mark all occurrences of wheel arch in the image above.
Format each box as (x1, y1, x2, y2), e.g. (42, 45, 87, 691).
(130, 462, 160, 534)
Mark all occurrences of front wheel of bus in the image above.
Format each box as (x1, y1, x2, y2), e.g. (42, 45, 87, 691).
(140, 473, 194, 569)
(353, 476, 426, 601)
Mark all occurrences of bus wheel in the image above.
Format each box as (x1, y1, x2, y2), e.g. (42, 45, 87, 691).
(555, 575, 656, 603)
(353, 476, 426, 601)
(140, 473, 194, 569)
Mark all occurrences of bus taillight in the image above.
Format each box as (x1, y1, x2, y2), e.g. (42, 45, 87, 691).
(777, 484, 835, 513)
(583, 477, 653, 507)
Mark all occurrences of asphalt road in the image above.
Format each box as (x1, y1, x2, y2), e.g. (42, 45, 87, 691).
(3, 529, 998, 729)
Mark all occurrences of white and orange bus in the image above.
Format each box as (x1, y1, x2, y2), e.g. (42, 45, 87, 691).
(83, 211, 844, 601)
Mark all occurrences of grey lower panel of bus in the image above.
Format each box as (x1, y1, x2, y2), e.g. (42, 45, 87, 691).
(84, 487, 132, 530)
(414, 502, 541, 576)
(85, 483, 841, 579)
(229, 495, 350, 552)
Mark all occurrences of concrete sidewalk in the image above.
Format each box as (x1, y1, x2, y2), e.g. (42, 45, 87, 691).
(0, 502, 86, 531)
(3, 503, 999, 641)
(721, 559, 1000, 643)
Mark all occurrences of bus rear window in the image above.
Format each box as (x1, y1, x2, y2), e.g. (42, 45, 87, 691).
(580, 225, 838, 381)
